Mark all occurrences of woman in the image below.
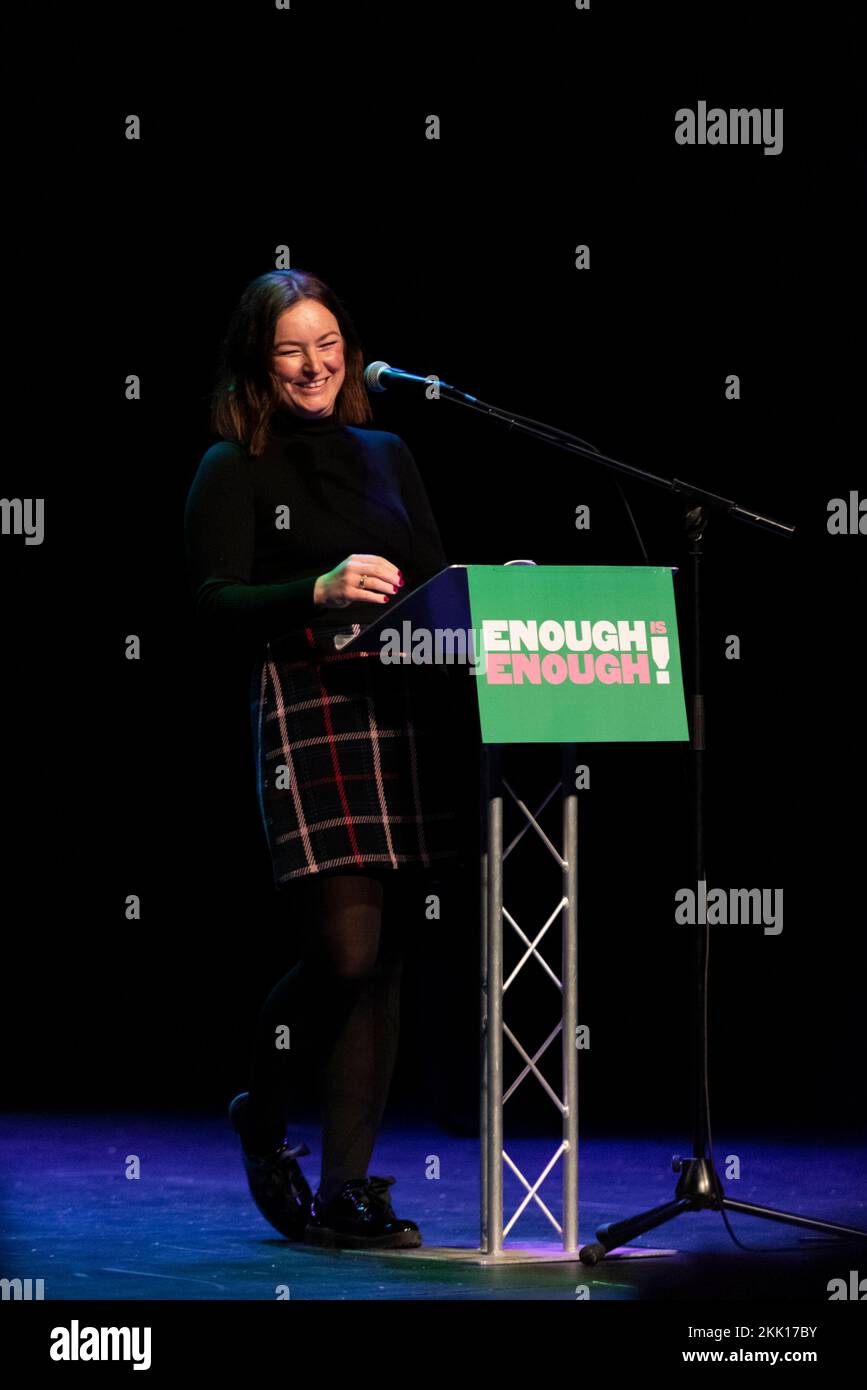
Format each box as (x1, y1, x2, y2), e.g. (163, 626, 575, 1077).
(184, 268, 463, 1250)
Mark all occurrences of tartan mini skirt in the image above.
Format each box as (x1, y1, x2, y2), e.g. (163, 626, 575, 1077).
(249, 622, 462, 888)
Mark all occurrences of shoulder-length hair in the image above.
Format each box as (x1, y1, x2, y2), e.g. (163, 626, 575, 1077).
(210, 268, 373, 455)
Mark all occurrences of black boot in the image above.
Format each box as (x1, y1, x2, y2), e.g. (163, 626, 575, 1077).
(228, 1091, 313, 1241)
(302, 1175, 422, 1249)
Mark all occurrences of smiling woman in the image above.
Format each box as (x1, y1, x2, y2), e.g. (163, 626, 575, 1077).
(184, 266, 469, 1252)
(210, 267, 373, 456)
(271, 299, 347, 416)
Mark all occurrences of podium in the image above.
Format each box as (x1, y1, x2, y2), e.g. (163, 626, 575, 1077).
(344, 564, 687, 1262)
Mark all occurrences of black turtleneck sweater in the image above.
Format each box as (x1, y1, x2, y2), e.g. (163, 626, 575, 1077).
(183, 406, 448, 658)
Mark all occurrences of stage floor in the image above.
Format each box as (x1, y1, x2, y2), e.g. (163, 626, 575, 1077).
(2, 1114, 865, 1300)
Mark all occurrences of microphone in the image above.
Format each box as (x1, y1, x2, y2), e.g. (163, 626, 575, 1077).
(363, 360, 477, 402)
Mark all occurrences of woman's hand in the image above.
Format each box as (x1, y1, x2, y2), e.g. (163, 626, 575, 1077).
(313, 554, 403, 608)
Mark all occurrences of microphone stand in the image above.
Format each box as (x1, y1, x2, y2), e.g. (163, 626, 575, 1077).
(378, 372, 867, 1261)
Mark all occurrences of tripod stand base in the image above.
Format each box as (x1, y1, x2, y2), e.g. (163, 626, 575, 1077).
(579, 1155, 867, 1266)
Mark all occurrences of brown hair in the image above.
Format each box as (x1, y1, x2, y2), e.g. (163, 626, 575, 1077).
(210, 268, 373, 455)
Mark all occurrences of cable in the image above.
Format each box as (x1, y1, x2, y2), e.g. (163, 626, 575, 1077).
(443, 392, 651, 563)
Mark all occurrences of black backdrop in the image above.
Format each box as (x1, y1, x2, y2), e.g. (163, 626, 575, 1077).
(4, 9, 864, 1144)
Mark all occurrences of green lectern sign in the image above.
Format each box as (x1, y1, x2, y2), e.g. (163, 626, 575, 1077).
(465, 565, 689, 744)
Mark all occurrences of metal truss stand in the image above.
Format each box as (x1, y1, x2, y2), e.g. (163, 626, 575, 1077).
(477, 740, 581, 1262)
(362, 739, 587, 1266)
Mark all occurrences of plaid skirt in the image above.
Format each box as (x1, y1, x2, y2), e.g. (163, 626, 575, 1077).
(249, 622, 462, 888)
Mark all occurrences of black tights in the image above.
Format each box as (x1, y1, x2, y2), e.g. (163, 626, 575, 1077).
(243, 873, 402, 1203)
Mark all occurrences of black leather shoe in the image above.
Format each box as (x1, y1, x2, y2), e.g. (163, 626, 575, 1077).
(302, 1175, 422, 1249)
(228, 1091, 313, 1241)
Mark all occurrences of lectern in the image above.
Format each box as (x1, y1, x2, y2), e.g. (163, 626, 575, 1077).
(343, 563, 687, 1262)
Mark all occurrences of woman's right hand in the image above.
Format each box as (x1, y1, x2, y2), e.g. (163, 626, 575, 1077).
(313, 554, 403, 608)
